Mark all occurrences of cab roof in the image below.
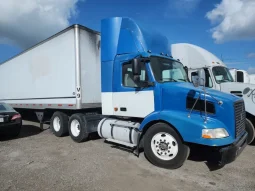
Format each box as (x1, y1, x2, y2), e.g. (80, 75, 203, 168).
(171, 43, 226, 69)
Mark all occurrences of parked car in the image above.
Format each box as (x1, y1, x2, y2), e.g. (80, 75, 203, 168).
(0, 102, 22, 137)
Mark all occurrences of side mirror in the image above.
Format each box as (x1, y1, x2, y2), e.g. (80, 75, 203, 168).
(192, 69, 206, 87)
(192, 75, 199, 87)
(184, 66, 188, 76)
(132, 58, 141, 76)
(198, 68, 206, 87)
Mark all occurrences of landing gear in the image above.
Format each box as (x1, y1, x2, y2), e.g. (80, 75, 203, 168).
(35, 112, 45, 131)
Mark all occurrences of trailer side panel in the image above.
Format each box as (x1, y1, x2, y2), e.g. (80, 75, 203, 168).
(0, 29, 77, 109)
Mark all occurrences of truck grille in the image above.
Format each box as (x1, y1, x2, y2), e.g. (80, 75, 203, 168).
(234, 101, 246, 138)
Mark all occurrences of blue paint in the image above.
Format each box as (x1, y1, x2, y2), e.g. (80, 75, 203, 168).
(101, 17, 122, 62)
(101, 17, 172, 92)
(139, 82, 241, 146)
(101, 17, 171, 63)
(140, 110, 238, 146)
(101, 16, 245, 147)
(101, 60, 114, 92)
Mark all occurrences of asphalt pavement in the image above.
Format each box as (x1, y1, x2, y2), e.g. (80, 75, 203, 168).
(0, 121, 255, 191)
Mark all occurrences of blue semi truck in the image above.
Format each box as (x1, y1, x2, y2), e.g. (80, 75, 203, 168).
(0, 17, 248, 169)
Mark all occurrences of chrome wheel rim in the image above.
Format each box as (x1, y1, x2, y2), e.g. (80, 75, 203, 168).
(151, 132, 178, 161)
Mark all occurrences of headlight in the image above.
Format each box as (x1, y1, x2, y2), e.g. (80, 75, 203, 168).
(202, 128, 229, 139)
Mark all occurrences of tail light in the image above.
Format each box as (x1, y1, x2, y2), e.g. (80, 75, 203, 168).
(11, 114, 21, 120)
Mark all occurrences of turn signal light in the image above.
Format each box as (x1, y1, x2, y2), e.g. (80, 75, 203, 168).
(202, 128, 229, 139)
(11, 114, 21, 120)
(202, 134, 212, 139)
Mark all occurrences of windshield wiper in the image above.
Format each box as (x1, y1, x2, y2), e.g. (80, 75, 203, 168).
(177, 79, 187, 82)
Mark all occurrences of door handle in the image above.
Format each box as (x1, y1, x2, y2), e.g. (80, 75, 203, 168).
(120, 107, 127, 112)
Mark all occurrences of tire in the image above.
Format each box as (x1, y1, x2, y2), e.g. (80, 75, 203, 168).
(144, 122, 190, 169)
(68, 113, 89, 143)
(245, 118, 255, 145)
(50, 111, 69, 137)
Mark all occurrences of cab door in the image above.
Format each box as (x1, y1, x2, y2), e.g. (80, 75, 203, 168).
(112, 61, 155, 118)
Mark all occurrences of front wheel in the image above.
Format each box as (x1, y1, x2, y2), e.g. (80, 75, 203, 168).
(144, 123, 190, 169)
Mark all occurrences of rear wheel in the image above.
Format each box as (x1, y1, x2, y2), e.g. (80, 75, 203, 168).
(144, 123, 190, 169)
(68, 113, 89, 143)
(50, 111, 69, 137)
(245, 118, 255, 144)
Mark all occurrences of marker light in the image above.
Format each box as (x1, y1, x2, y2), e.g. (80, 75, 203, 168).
(202, 128, 229, 139)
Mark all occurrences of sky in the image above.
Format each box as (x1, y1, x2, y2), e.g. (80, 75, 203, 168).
(0, 0, 254, 73)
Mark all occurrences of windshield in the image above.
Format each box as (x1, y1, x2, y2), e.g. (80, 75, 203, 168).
(212, 66, 234, 84)
(150, 56, 188, 83)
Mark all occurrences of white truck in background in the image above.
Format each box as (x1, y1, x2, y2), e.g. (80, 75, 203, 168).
(171, 43, 255, 144)
(229, 69, 250, 83)
(250, 74, 255, 84)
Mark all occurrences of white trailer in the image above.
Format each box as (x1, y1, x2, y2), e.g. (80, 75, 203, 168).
(171, 43, 255, 144)
(0, 25, 102, 131)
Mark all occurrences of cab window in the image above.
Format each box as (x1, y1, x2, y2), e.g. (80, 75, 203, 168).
(122, 62, 148, 87)
(237, 71, 244, 82)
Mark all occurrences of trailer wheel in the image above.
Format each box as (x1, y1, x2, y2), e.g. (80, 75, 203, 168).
(144, 123, 190, 169)
(68, 113, 89, 143)
(50, 111, 69, 137)
(246, 118, 255, 144)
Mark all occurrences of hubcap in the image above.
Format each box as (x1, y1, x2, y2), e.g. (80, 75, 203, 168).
(151, 132, 178, 161)
(71, 119, 80, 137)
(53, 117, 61, 132)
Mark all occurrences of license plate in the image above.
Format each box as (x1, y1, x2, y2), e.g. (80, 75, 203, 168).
(0, 118, 3, 122)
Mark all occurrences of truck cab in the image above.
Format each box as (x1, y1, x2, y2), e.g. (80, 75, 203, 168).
(172, 43, 255, 144)
(97, 18, 247, 169)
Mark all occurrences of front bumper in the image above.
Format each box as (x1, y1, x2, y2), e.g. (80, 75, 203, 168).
(219, 132, 248, 165)
(0, 121, 22, 132)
